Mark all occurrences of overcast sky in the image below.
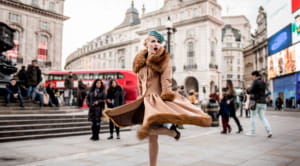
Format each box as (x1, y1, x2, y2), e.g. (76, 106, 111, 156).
(62, 0, 268, 68)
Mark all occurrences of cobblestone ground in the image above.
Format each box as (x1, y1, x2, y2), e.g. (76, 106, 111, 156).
(0, 111, 300, 166)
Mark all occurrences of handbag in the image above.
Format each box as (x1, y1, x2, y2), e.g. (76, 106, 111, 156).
(43, 94, 49, 105)
(249, 100, 256, 110)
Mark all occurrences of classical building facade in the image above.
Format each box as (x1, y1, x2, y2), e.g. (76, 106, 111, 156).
(0, 0, 68, 72)
(221, 15, 251, 88)
(243, 7, 268, 88)
(65, 0, 223, 99)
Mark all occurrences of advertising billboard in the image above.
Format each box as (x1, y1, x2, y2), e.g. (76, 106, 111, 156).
(292, 0, 300, 13)
(268, 43, 297, 79)
(266, 0, 293, 37)
(268, 24, 292, 56)
(292, 10, 300, 44)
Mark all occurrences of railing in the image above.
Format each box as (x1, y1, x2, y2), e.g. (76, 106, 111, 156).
(183, 64, 197, 70)
(209, 63, 218, 69)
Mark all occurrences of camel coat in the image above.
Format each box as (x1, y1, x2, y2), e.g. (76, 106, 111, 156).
(104, 47, 211, 139)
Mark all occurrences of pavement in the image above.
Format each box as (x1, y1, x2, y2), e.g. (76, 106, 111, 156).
(0, 111, 300, 166)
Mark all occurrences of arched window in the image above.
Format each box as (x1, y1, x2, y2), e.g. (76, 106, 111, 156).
(187, 42, 194, 65)
(37, 34, 48, 62)
(210, 41, 216, 64)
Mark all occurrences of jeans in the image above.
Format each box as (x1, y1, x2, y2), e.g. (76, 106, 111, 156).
(250, 103, 271, 134)
(27, 86, 36, 100)
(36, 93, 43, 107)
(64, 89, 73, 106)
(6, 93, 23, 104)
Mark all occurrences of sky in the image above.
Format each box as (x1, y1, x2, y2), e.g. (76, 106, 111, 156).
(62, 0, 269, 68)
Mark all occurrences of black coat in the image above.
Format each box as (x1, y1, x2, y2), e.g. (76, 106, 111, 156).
(106, 86, 124, 108)
(87, 88, 106, 122)
(46, 86, 58, 105)
(77, 81, 87, 101)
(248, 77, 267, 104)
(26, 65, 42, 86)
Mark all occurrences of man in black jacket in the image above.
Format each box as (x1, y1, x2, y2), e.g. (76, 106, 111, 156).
(247, 71, 272, 138)
(5, 78, 24, 107)
(26, 60, 42, 100)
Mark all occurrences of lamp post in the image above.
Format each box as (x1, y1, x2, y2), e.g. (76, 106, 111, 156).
(165, 16, 175, 53)
(165, 16, 176, 73)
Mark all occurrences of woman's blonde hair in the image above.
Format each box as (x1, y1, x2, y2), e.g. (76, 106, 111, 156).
(143, 36, 151, 48)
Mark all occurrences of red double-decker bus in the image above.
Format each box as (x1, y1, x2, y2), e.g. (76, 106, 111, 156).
(45, 69, 138, 105)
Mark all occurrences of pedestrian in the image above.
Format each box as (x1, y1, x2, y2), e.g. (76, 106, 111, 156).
(46, 83, 59, 107)
(206, 93, 220, 127)
(239, 89, 246, 117)
(77, 79, 87, 107)
(104, 30, 211, 166)
(5, 78, 24, 107)
(17, 65, 27, 97)
(177, 85, 187, 98)
(219, 89, 231, 134)
(106, 79, 125, 140)
(246, 71, 272, 138)
(275, 97, 283, 111)
(26, 59, 42, 100)
(188, 89, 197, 105)
(244, 89, 250, 118)
(225, 80, 243, 133)
(35, 83, 47, 108)
(297, 98, 300, 109)
(64, 71, 77, 106)
(87, 79, 106, 141)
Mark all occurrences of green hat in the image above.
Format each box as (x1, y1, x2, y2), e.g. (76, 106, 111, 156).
(148, 30, 164, 43)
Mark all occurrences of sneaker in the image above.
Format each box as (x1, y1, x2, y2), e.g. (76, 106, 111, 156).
(267, 131, 272, 138)
(245, 132, 256, 137)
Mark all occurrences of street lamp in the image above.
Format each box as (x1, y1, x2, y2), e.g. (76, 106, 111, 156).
(165, 16, 176, 73)
(165, 16, 176, 53)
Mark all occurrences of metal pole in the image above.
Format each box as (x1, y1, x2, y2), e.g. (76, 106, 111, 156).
(167, 28, 171, 53)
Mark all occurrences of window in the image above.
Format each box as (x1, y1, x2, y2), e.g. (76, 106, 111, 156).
(49, 2, 55, 11)
(210, 41, 216, 64)
(37, 35, 48, 62)
(40, 21, 48, 30)
(9, 13, 21, 23)
(13, 31, 20, 41)
(187, 42, 194, 65)
(157, 18, 161, 26)
(32, 0, 38, 6)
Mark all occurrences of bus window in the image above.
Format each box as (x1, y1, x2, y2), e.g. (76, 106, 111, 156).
(117, 73, 124, 79)
(105, 73, 118, 79)
(53, 75, 63, 80)
(83, 73, 89, 79)
(98, 73, 104, 79)
(48, 75, 53, 80)
(89, 73, 95, 79)
(77, 74, 83, 79)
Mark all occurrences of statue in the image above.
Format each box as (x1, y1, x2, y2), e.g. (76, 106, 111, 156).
(0, 22, 18, 89)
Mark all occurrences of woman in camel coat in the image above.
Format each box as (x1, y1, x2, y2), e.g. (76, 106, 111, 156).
(104, 31, 211, 166)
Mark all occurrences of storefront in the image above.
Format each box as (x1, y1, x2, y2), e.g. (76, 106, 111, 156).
(273, 73, 300, 108)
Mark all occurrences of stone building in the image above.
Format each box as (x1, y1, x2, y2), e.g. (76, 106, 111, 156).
(221, 15, 251, 88)
(243, 6, 268, 88)
(65, 0, 223, 99)
(0, 0, 68, 72)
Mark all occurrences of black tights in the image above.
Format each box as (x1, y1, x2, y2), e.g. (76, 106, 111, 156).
(109, 120, 120, 136)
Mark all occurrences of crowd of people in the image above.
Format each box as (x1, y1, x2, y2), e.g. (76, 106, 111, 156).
(204, 71, 273, 138)
(4, 60, 87, 108)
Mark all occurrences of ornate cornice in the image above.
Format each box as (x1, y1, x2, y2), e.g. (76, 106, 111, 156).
(137, 15, 223, 35)
(65, 39, 140, 67)
(0, 0, 69, 20)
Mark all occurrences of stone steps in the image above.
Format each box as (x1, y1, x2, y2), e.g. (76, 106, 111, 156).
(0, 128, 131, 142)
(0, 112, 131, 142)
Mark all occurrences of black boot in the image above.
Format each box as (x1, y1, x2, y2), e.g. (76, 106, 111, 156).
(170, 124, 181, 141)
